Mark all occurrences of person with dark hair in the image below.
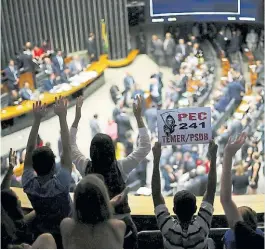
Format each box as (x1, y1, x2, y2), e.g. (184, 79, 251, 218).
(248, 152, 261, 194)
(3, 59, 20, 91)
(223, 206, 264, 248)
(87, 32, 97, 62)
(60, 174, 126, 248)
(151, 141, 218, 249)
(52, 49, 65, 77)
(220, 132, 264, 249)
(21, 99, 73, 245)
(70, 95, 151, 248)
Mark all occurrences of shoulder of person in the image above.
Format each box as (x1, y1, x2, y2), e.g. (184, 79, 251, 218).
(108, 219, 126, 232)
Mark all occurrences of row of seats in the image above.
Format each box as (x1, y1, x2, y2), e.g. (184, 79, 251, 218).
(137, 227, 265, 249)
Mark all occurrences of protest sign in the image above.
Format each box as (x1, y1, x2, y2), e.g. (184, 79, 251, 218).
(157, 107, 212, 145)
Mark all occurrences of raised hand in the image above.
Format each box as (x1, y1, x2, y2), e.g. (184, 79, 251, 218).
(75, 96, 83, 121)
(207, 140, 218, 160)
(133, 94, 143, 119)
(9, 148, 17, 170)
(224, 132, 247, 157)
(152, 142, 162, 161)
(110, 187, 130, 208)
(54, 96, 68, 118)
(33, 101, 47, 120)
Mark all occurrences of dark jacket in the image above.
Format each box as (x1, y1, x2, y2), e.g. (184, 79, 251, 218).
(52, 56, 65, 76)
(228, 81, 245, 101)
(116, 114, 133, 137)
(164, 38, 175, 56)
(3, 67, 19, 90)
(43, 79, 58, 91)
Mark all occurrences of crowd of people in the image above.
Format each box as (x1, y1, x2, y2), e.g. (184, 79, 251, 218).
(1, 96, 264, 249)
(1, 33, 97, 106)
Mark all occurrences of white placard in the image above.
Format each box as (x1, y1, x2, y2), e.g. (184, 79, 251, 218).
(157, 107, 212, 145)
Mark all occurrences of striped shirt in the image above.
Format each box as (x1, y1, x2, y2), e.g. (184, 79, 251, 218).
(155, 201, 214, 249)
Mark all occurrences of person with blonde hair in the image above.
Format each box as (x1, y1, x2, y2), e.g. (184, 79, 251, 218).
(60, 174, 126, 249)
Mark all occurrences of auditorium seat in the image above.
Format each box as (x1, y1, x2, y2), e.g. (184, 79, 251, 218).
(138, 230, 164, 249)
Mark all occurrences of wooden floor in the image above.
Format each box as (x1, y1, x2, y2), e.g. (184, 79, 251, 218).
(11, 187, 264, 216)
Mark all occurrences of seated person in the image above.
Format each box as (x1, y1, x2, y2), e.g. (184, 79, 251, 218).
(8, 90, 21, 106)
(19, 82, 33, 100)
(68, 55, 87, 76)
(33, 45, 45, 60)
(151, 141, 218, 249)
(223, 206, 264, 248)
(42, 57, 54, 76)
(60, 174, 126, 249)
(43, 73, 58, 91)
(60, 68, 71, 83)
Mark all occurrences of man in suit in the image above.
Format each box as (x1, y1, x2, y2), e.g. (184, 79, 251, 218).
(163, 33, 175, 67)
(172, 53, 183, 75)
(3, 60, 20, 91)
(43, 73, 58, 91)
(216, 30, 227, 56)
(227, 31, 240, 63)
(144, 104, 157, 135)
(116, 109, 133, 144)
(52, 49, 65, 77)
(246, 29, 258, 52)
(89, 114, 101, 138)
(176, 38, 187, 58)
(69, 55, 87, 76)
(19, 81, 33, 100)
(227, 77, 245, 107)
(123, 72, 135, 107)
(150, 35, 164, 66)
(87, 32, 97, 62)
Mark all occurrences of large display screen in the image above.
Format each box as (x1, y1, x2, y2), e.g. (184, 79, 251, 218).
(147, 0, 264, 23)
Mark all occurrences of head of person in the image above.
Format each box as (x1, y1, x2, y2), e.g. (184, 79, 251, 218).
(193, 43, 199, 50)
(56, 49, 62, 56)
(256, 60, 262, 66)
(152, 35, 158, 41)
(73, 55, 80, 61)
(191, 35, 196, 41)
(42, 39, 47, 46)
(9, 59, 14, 67)
(89, 133, 116, 175)
(32, 146, 56, 177)
(176, 152, 182, 161)
(173, 190, 197, 223)
(11, 90, 18, 98)
(23, 82, 30, 89)
(74, 174, 112, 225)
(219, 30, 224, 35)
(183, 152, 191, 161)
(166, 115, 175, 126)
(89, 32, 95, 39)
(196, 165, 206, 176)
(179, 39, 184, 45)
(166, 32, 171, 39)
(234, 221, 264, 249)
(1, 189, 24, 221)
(94, 114, 98, 119)
(45, 142, 51, 148)
(25, 42, 32, 50)
(235, 164, 245, 176)
(44, 57, 51, 64)
(50, 73, 56, 80)
(238, 206, 258, 230)
(64, 68, 70, 74)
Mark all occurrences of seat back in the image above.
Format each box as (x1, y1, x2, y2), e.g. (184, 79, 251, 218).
(137, 230, 163, 249)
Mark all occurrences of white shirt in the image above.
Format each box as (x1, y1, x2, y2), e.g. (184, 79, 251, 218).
(164, 39, 169, 51)
(57, 56, 64, 70)
(69, 126, 151, 218)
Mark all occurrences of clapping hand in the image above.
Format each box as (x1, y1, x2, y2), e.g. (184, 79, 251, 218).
(9, 148, 17, 170)
(207, 140, 218, 160)
(133, 95, 143, 119)
(110, 187, 130, 208)
(152, 142, 162, 161)
(33, 101, 47, 120)
(54, 96, 68, 118)
(75, 96, 83, 121)
(224, 132, 247, 157)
